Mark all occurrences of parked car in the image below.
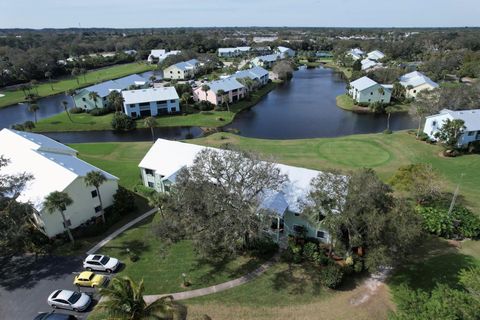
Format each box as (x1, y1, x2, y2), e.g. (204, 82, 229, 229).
(34, 312, 77, 320)
(83, 254, 120, 273)
(73, 271, 106, 288)
(47, 290, 91, 312)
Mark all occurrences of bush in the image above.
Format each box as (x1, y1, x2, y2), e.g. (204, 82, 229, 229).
(69, 107, 84, 114)
(134, 184, 156, 198)
(129, 253, 139, 262)
(113, 186, 136, 215)
(111, 113, 136, 131)
(89, 107, 111, 116)
(383, 129, 393, 134)
(303, 242, 318, 261)
(291, 244, 303, 263)
(418, 132, 429, 141)
(313, 251, 332, 266)
(248, 237, 278, 256)
(320, 264, 344, 289)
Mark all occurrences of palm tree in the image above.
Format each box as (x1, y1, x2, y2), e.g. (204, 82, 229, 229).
(88, 91, 100, 109)
(30, 80, 39, 95)
(80, 68, 87, 82)
(148, 192, 170, 217)
(201, 84, 210, 101)
(66, 89, 77, 108)
(23, 120, 35, 131)
(45, 71, 53, 90)
(62, 100, 73, 122)
(97, 276, 175, 320)
(44, 191, 74, 244)
(144, 116, 157, 142)
(85, 171, 107, 224)
(216, 89, 226, 107)
(71, 68, 80, 85)
(180, 92, 191, 112)
(28, 103, 40, 123)
(149, 75, 156, 85)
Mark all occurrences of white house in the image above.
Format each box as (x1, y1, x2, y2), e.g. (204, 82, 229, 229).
(231, 66, 270, 87)
(138, 139, 336, 243)
(163, 59, 199, 80)
(361, 58, 382, 71)
(122, 87, 180, 118)
(399, 71, 439, 99)
(367, 50, 385, 61)
(147, 49, 181, 63)
(218, 47, 251, 58)
(251, 54, 281, 69)
(276, 46, 295, 58)
(424, 109, 480, 148)
(347, 48, 365, 61)
(0, 129, 119, 238)
(349, 76, 392, 104)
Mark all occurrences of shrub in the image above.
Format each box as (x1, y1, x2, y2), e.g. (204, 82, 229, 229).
(383, 129, 393, 134)
(303, 242, 318, 261)
(69, 107, 84, 114)
(418, 132, 429, 141)
(248, 237, 278, 256)
(134, 184, 156, 198)
(313, 251, 332, 266)
(89, 107, 111, 116)
(320, 264, 344, 289)
(453, 207, 480, 238)
(113, 186, 136, 215)
(111, 113, 136, 131)
(291, 244, 303, 263)
(129, 253, 139, 262)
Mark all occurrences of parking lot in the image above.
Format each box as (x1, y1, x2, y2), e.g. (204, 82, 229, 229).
(0, 255, 112, 320)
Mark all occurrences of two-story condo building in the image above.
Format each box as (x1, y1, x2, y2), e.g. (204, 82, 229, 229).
(424, 109, 480, 148)
(0, 129, 119, 238)
(217, 46, 251, 58)
(276, 46, 295, 58)
(399, 71, 439, 99)
(122, 87, 180, 118)
(193, 77, 246, 106)
(147, 49, 181, 63)
(230, 66, 270, 87)
(251, 54, 281, 69)
(138, 139, 339, 244)
(74, 74, 147, 111)
(163, 59, 199, 80)
(349, 76, 392, 104)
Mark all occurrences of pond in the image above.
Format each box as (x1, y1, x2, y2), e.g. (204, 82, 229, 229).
(225, 66, 416, 139)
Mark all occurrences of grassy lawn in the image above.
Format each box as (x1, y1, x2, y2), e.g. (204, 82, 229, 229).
(0, 62, 155, 109)
(323, 61, 352, 79)
(33, 82, 277, 132)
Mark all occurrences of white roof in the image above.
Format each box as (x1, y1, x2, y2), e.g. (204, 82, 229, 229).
(277, 46, 293, 53)
(0, 129, 118, 211)
(399, 71, 439, 89)
(253, 54, 280, 63)
(361, 58, 380, 70)
(367, 50, 385, 61)
(122, 87, 179, 104)
(349, 48, 364, 56)
(149, 49, 166, 58)
(350, 76, 378, 91)
(139, 139, 324, 214)
(218, 47, 251, 53)
(206, 77, 245, 93)
(428, 109, 480, 131)
(231, 66, 269, 81)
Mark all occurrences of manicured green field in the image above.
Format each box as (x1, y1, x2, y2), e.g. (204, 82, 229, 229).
(0, 62, 155, 109)
(33, 82, 277, 132)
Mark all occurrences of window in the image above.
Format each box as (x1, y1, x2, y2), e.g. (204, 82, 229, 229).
(82, 97, 86, 101)
(145, 169, 154, 175)
(368, 99, 371, 102)
(131, 112, 137, 118)
(413, 90, 417, 93)
(170, 99, 176, 103)
(94, 206, 102, 213)
(91, 190, 98, 198)
(139, 102, 150, 107)
(148, 182, 154, 188)
(370, 92, 373, 95)
(293, 224, 304, 233)
(316, 230, 325, 239)
(164, 185, 171, 192)
(129, 104, 136, 108)
(432, 121, 437, 126)
(468, 131, 475, 136)
(294, 212, 300, 216)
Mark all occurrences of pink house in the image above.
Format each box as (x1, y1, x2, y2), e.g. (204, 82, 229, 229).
(193, 78, 246, 106)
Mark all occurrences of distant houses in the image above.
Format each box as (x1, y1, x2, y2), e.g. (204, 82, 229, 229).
(122, 87, 180, 118)
(231, 66, 270, 86)
(424, 109, 480, 148)
(0, 129, 119, 238)
(348, 76, 392, 104)
(147, 49, 181, 63)
(366, 50, 385, 61)
(163, 59, 200, 80)
(193, 78, 246, 106)
(276, 46, 296, 58)
(217, 46, 251, 58)
(347, 48, 365, 61)
(251, 54, 281, 69)
(399, 71, 439, 98)
(361, 58, 382, 71)
(74, 74, 147, 110)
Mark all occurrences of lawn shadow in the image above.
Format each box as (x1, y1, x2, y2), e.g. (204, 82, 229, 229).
(271, 263, 323, 296)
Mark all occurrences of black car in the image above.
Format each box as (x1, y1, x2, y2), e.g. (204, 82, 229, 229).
(34, 311, 77, 320)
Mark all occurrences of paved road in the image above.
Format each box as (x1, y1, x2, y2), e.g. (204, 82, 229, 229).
(0, 255, 106, 320)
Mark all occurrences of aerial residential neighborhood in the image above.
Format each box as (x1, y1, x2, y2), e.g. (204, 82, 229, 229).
(0, 1, 480, 320)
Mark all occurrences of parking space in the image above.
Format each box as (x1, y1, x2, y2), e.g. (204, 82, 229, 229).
(0, 255, 113, 320)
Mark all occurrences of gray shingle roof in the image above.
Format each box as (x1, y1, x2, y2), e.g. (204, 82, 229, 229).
(80, 74, 146, 97)
(208, 78, 245, 93)
(231, 66, 269, 81)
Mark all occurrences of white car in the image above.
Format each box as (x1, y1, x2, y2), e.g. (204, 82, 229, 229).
(83, 254, 120, 273)
(47, 290, 91, 312)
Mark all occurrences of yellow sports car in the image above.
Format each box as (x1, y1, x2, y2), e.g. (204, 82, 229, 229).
(73, 271, 106, 288)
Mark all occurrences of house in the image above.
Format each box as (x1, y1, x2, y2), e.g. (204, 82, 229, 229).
(217, 46, 251, 58)
(0, 129, 119, 238)
(193, 78, 245, 106)
(122, 87, 180, 118)
(361, 58, 382, 71)
(276, 46, 295, 58)
(367, 50, 385, 61)
(124, 49, 137, 56)
(316, 51, 333, 58)
(424, 109, 480, 148)
(251, 54, 281, 69)
(251, 46, 272, 55)
(348, 76, 392, 104)
(399, 71, 439, 99)
(73, 74, 147, 110)
(347, 48, 365, 61)
(147, 49, 181, 63)
(163, 59, 199, 80)
(138, 139, 335, 243)
(231, 66, 270, 87)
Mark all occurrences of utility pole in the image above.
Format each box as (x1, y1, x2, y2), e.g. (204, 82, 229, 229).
(448, 173, 464, 215)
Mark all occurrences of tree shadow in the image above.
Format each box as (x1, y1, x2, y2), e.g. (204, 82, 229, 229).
(0, 255, 83, 291)
(271, 263, 323, 296)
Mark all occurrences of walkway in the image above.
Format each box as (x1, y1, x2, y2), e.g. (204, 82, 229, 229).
(86, 208, 157, 255)
(144, 254, 278, 303)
